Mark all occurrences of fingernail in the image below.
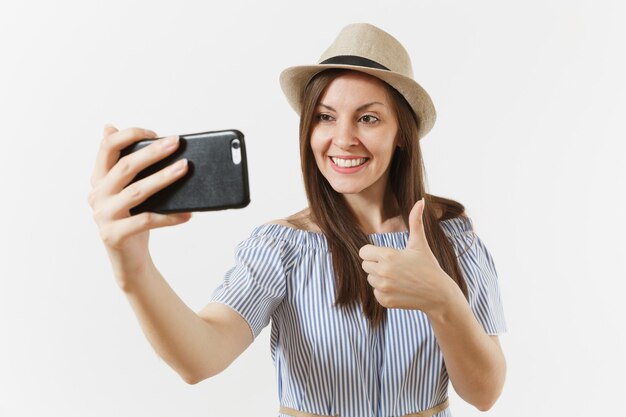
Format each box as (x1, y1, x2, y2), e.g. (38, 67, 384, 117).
(171, 158, 187, 174)
(161, 135, 179, 148)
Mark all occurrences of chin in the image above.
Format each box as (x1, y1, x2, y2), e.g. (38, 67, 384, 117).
(328, 183, 366, 195)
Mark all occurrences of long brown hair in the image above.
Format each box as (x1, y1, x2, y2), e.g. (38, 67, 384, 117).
(299, 69, 469, 328)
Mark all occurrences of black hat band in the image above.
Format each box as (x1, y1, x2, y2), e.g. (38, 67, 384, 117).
(319, 55, 390, 71)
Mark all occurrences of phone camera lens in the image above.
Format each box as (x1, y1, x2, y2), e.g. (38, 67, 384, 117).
(232, 140, 240, 149)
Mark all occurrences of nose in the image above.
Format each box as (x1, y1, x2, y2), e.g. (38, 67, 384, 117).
(332, 119, 359, 149)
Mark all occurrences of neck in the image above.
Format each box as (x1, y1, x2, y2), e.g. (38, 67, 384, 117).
(342, 184, 405, 234)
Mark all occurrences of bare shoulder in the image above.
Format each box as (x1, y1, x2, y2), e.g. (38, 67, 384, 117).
(265, 208, 322, 233)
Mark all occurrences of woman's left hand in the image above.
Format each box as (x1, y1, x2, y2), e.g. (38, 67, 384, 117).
(359, 199, 454, 313)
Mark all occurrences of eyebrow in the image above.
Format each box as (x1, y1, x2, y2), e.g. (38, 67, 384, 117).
(317, 101, 386, 112)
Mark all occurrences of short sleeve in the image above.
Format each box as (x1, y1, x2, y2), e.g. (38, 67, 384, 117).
(445, 219, 507, 335)
(208, 232, 287, 339)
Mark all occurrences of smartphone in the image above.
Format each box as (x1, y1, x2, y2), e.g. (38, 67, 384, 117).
(120, 129, 250, 215)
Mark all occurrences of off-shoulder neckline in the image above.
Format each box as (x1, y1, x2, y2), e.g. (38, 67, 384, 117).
(253, 216, 473, 246)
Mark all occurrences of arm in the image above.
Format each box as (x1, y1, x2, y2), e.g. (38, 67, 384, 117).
(365, 264, 506, 409)
(360, 199, 506, 410)
(427, 283, 506, 410)
(121, 256, 253, 384)
(89, 124, 252, 384)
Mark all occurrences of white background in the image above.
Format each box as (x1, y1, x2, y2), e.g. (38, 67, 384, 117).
(1, 0, 624, 416)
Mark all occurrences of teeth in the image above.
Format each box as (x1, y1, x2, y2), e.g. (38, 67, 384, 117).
(331, 157, 367, 168)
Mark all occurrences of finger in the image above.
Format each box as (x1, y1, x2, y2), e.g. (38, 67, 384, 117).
(103, 123, 118, 137)
(102, 135, 181, 195)
(361, 259, 379, 274)
(91, 126, 158, 187)
(101, 211, 192, 248)
(102, 158, 189, 218)
(372, 288, 392, 308)
(406, 198, 428, 250)
(366, 274, 379, 287)
(91, 123, 120, 186)
(358, 244, 395, 262)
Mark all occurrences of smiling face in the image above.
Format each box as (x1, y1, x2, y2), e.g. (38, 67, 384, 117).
(309, 71, 399, 199)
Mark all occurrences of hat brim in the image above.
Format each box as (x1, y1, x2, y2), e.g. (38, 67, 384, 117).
(279, 64, 436, 139)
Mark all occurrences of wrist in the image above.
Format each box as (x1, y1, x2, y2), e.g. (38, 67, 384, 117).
(112, 253, 156, 293)
(426, 273, 466, 324)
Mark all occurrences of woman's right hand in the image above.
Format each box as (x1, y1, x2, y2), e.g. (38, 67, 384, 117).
(88, 124, 192, 289)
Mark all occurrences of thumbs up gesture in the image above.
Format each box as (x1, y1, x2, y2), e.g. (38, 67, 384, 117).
(359, 198, 453, 313)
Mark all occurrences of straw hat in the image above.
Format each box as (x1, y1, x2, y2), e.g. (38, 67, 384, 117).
(279, 23, 437, 139)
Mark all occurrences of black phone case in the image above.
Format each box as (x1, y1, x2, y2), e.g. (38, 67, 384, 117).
(120, 129, 250, 215)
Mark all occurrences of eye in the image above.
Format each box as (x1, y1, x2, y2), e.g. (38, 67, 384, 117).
(315, 113, 335, 122)
(359, 114, 380, 124)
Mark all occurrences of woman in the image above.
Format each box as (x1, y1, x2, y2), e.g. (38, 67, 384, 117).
(89, 23, 506, 417)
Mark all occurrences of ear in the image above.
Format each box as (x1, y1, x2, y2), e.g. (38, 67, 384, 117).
(395, 134, 404, 149)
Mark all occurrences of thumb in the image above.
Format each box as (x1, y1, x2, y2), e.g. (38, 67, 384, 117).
(406, 198, 428, 250)
(103, 122, 118, 136)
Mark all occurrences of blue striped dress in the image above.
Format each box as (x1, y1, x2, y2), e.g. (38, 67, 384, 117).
(209, 216, 507, 417)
